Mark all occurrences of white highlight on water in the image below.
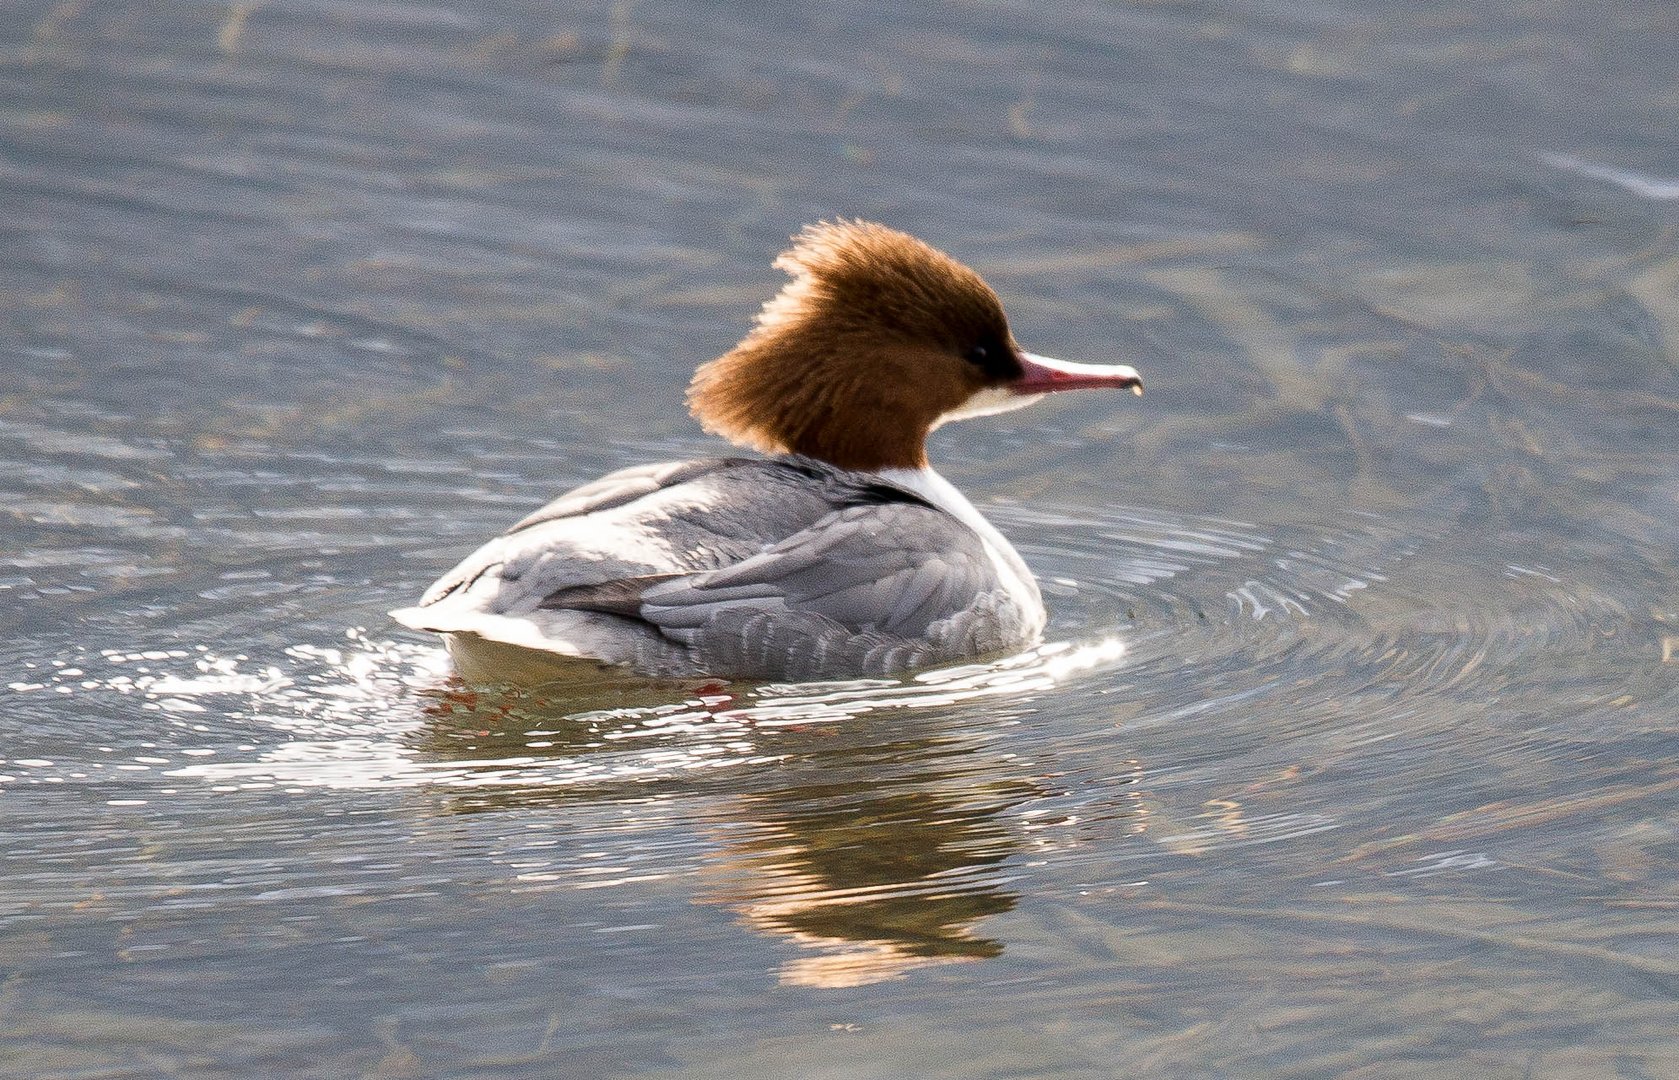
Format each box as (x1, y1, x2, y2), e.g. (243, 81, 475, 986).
(1542, 152, 1679, 200)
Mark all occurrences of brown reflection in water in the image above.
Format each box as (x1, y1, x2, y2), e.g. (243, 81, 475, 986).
(700, 781, 1030, 987)
(419, 670, 732, 731)
(410, 679, 1065, 987)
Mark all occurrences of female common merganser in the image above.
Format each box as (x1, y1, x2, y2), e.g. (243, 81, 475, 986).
(392, 221, 1142, 682)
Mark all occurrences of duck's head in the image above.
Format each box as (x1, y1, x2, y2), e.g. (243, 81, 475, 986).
(688, 220, 1143, 472)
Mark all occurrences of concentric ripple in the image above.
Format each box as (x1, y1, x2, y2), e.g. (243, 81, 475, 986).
(6, 489, 1639, 816)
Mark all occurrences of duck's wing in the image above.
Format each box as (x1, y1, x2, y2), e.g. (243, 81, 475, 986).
(395, 457, 871, 643)
(412, 458, 744, 609)
(505, 458, 733, 534)
(626, 500, 1031, 678)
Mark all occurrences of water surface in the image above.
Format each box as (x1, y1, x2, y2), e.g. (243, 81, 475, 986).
(3, 1, 1678, 1076)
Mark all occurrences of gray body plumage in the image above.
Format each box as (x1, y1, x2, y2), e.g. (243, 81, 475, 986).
(391, 456, 1045, 681)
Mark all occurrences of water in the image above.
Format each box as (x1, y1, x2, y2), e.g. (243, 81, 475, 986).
(3, 1, 1677, 1075)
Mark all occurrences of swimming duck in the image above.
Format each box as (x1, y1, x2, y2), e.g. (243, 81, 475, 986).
(392, 220, 1142, 682)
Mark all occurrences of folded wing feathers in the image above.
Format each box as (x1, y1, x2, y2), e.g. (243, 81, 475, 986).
(507, 458, 731, 534)
(636, 502, 993, 644)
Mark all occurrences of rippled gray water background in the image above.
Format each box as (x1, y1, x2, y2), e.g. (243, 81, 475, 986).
(4, 1, 1678, 1076)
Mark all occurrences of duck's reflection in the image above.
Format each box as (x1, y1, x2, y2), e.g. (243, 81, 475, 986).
(412, 676, 1053, 986)
(702, 780, 1029, 986)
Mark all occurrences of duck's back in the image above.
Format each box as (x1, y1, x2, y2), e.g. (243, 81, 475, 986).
(391, 456, 1043, 681)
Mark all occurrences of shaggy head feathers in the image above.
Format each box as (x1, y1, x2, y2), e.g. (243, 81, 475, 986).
(687, 221, 1022, 472)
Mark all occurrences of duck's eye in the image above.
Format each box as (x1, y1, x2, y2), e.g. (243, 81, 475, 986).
(965, 338, 1016, 378)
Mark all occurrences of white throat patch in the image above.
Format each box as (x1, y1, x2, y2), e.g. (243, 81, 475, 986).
(933, 386, 1043, 429)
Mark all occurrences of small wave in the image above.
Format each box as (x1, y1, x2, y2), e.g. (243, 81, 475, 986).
(4, 627, 1127, 796)
(1542, 152, 1679, 201)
